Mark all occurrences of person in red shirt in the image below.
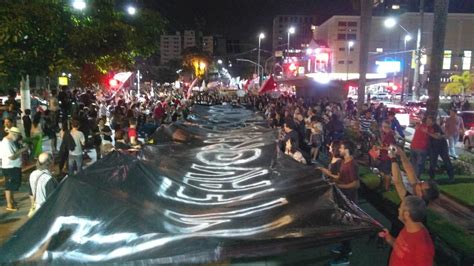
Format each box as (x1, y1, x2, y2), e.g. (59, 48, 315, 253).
(153, 102, 164, 126)
(410, 119, 430, 178)
(376, 120, 397, 191)
(330, 140, 360, 261)
(128, 118, 140, 146)
(381, 195, 434, 266)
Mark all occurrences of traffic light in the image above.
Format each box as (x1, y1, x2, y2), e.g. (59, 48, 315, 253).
(108, 78, 119, 88)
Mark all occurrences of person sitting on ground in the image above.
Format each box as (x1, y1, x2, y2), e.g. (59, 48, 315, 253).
(380, 196, 435, 266)
(28, 152, 57, 216)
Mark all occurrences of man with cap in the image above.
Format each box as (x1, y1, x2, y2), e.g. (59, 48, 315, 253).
(29, 152, 57, 215)
(0, 127, 27, 211)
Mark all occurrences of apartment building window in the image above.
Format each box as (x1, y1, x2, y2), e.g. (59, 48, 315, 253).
(443, 50, 452, 70)
(338, 21, 347, 27)
(347, 34, 357, 40)
(339, 47, 345, 51)
(348, 61, 353, 64)
(338, 61, 345, 64)
(462, 51, 472, 70)
(279, 17, 283, 22)
(348, 22, 357, 27)
(337, 34, 346, 40)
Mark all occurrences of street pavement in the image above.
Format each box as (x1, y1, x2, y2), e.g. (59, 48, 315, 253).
(0, 137, 97, 244)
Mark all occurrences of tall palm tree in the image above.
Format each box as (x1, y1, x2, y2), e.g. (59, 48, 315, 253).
(426, 0, 449, 116)
(351, 0, 373, 109)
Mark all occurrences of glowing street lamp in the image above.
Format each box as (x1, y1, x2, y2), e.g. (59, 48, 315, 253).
(384, 17, 397, 28)
(72, 0, 86, 10)
(287, 27, 295, 57)
(217, 59, 223, 64)
(127, 6, 137, 15)
(257, 33, 265, 84)
(346, 41, 355, 80)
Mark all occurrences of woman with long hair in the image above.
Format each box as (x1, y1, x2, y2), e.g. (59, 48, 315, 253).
(317, 140, 343, 180)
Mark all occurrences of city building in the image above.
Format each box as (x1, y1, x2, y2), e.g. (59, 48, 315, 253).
(373, 0, 410, 15)
(202, 35, 215, 54)
(160, 32, 182, 65)
(203, 35, 227, 56)
(183, 30, 197, 49)
(272, 15, 317, 57)
(315, 13, 474, 88)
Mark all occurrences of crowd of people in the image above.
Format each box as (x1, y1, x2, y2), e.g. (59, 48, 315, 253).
(0, 86, 468, 265)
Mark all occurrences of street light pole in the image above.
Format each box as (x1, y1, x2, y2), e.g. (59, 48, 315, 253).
(346, 41, 354, 81)
(258, 33, 265, 85)
(401, 35, 412, 103)
(413, 0, 425, 101)
(287, 27, 295, 59)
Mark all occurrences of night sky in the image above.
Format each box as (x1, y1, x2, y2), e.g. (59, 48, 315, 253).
(138, 0, 474, 50)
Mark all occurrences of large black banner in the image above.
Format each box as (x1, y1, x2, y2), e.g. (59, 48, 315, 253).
(0, 105, 381, 264)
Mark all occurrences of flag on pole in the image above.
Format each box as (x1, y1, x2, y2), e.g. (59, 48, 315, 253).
(186, 78, 199, 100)
(258, 76, 277, 95)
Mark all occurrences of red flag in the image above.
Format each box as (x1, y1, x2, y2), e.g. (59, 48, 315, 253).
(243, 79, 250, 92)
(258, 76, 277, 95)
(185, 78, 199, 100)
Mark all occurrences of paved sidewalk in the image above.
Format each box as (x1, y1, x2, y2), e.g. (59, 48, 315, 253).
(0, 138, 97, 244)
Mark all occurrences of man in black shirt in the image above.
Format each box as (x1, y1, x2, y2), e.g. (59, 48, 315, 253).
(425, 115, 454, 182)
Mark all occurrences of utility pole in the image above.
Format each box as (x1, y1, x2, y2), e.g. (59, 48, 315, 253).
(413, 0, 424, 101)
(137, 70, 141, 96)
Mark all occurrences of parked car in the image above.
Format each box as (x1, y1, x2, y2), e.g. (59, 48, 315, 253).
(372, 92, 392, 101)
(463, 127, 474, 150)
(459, 111, 474, 129)
(409, 108, 448, 126)
(385, 104, 410, 127)
(460, 111, 474, 150)
(405, 101, 426, 113)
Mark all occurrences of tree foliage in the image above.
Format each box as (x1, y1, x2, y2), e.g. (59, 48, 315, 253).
(182, 46, 212, 78)
(444, 71, 473, 95)
(0, 0, 166, 89)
